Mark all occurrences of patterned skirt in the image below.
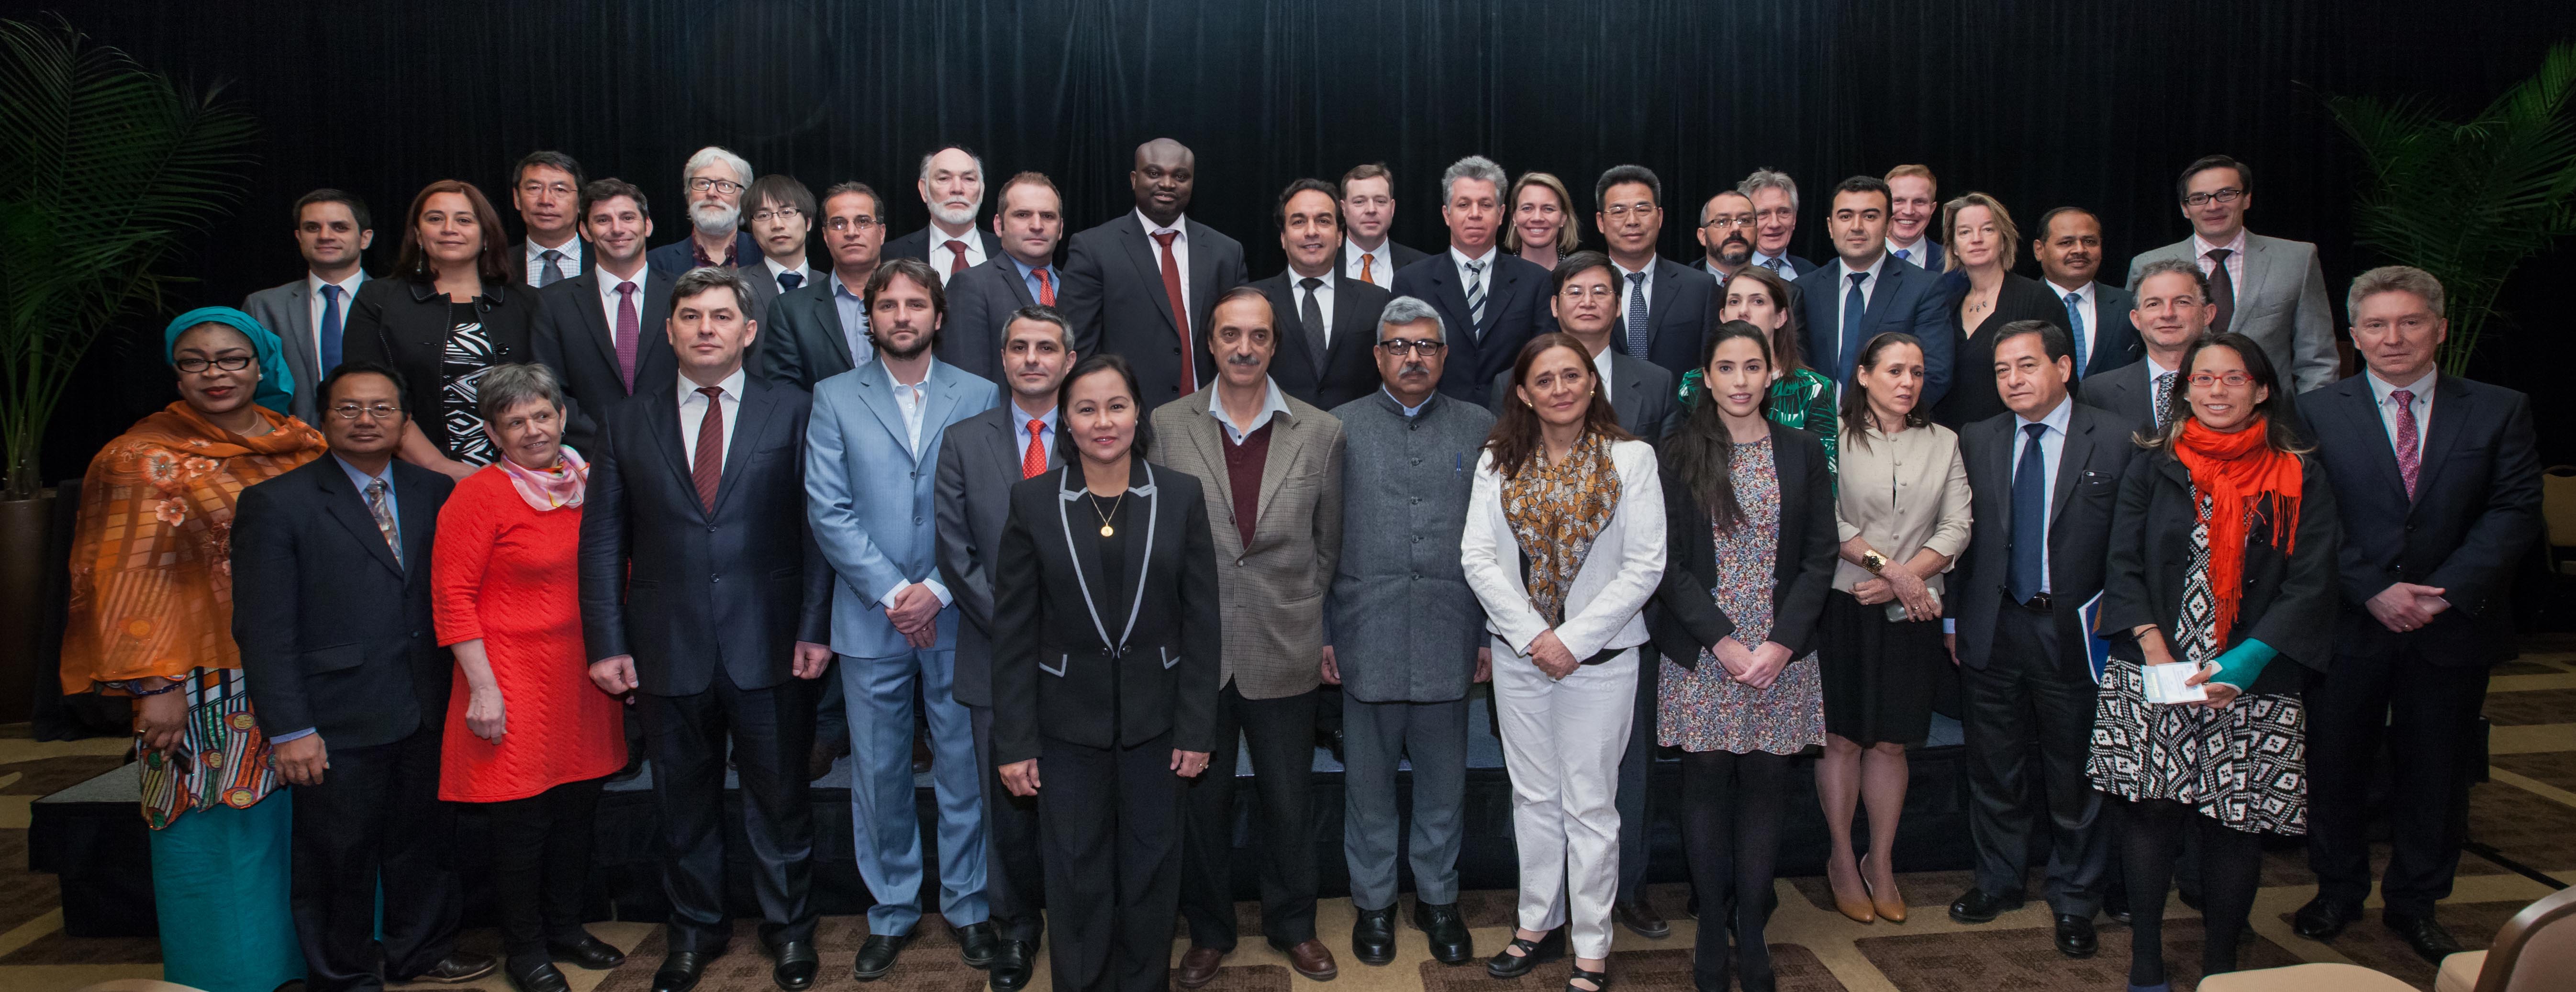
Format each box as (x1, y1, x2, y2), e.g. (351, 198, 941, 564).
(2085, 658, 2307, 836)
(138, 667, 281, 829)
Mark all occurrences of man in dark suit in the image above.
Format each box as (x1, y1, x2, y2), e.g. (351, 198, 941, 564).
(1595, 165, 1717, 384)
(1059, 138, 1251, 405)
(1944, 321, 2141, 959)
(242, 188, 374, 424)
(935, 305, 1080, 992)
(647, 145, 761, 277)
(762, 181, 888, 392)
(533, 178, 677, 456)
(943, 172, 1065, 385)
(1795, 176, 1955, 407)
(1392, 155, 1556, 408)
(1338, 162, 1429, 288)
(1692, 189, 1757, 282)
(1249, 178, 1390, 411)
(885, 145, 1005, 282)
(233, 362, 491, 992)
(740, 175, 819, 327)
(2083, 259, 2215, 435)
(1739, 169, 1818, 278)
(509, 150, 591, 288)
(1883, 165, 1945, 271)
(579, 268, 836, 992)
(2035, 207, 2141, 381)
(2293, 267, 2543, 962)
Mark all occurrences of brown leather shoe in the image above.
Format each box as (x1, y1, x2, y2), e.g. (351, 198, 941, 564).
(1175, 946, 1227, 989)
(1280, 939, 1337, 981)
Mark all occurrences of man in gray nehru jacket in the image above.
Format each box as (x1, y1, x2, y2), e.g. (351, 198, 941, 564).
(1323, 295, 1493, 969)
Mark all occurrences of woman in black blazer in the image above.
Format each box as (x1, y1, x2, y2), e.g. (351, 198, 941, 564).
(1650, 323, 1837, 992)
(2089, 332, 2340, 991)
(343, 179, 536, 480)
(1930, 192, 2065, 428)
(991, 353, 1220, 992)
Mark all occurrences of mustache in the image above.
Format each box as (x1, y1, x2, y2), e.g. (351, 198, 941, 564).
(1224, 352, 1264, 367)
(1398, 361, 1428, 377)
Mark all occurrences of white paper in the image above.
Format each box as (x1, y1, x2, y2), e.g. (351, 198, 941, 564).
(2142, 662, 2211, 704)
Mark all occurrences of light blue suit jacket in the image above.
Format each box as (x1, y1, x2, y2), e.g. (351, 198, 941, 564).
(805, 358, 1000, 658)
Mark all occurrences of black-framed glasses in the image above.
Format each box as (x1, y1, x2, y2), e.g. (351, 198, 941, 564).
(2181, 188, 2244, 207)
(1375, 338, 1447, 356)
(175, 355, 254, 374)
(329, 402, 403, 421)
(749, 207, 803, 223)
(688, 177, 746, 194)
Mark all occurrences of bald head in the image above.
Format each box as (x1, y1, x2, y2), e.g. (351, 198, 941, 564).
(1132, 138, 1196, 226)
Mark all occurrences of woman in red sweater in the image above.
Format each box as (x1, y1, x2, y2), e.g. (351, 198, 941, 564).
(432, 362, 627, 992)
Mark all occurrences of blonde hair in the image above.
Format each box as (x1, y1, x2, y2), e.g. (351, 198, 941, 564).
(1502, 172, 1581, 255)
(1940, 192, 2019, 273)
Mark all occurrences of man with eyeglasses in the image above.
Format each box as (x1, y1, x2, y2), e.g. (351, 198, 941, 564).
(1249, 178, 1391, 411)
(762, 181, 891, 392)
(1595, 165, 1715, 386)
(243, 189, 375, 424)
(886, 145, 1003, 283)
(1692, 189, 1758, 281)
(509, 151, 591, 288)
(647, 145, 761, 278)
(1338, 163, 1428, 287)
(1738, 168, 1817, 279)
(2124, 154, 2336, 392)
(1323, 295, 1492, 969)
(740, 175, 819, 326)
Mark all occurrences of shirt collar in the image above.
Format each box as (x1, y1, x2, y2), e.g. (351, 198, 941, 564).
(679, 366, 749, 405)
(1886, 234, 1924, 254)
(308, 269, 364, 294)
(1450, 244, 1497, 268)
(1009, 255, 1051, 280)
(2046, 278, 2095, 301)
(1750, 249, 1792, 269)
(763, 256, 810, 280)
(1206, 377, 1293, 431)
(595, 264, 646, 294)
(1837, 251, 1888, 285)
(1011, 401, 1059, 434)
(1613, 256, 1655, 281)
(1134, 208, 1185, 237)
(1347, 237, 1390, 260)
(1382, 386, 1435, 418)
(2366, 366, 2437, 404)
(881, 355, 937, 389)
(831, 270, 864, 299)
(2018, 395, 2075, 434)
(525, 234, 577, 259)
(1290, 267, 1337, 290)
(332, 454, 393, 491)
(2192, 228, 2249, 258)
(2145, 353, 2179, 378)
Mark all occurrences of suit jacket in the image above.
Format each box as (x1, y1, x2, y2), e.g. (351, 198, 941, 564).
(1950, 402, 2143, 672)
(646, 230, 761, 279)
(737, 258, 816, 327)
(1649, 422, 1837, 668)
(2099, 446, 2342, 692)
(886, 224, 1004, 272)
(1248, 270, 1391, 411)
(1147, 388, 1346, 699)
(939, 256, 1052, 385)
(1888, 238, 1944, 271)
(2126, 232, 2337, 392)
(1613, 256, 1719, 385)
(1795, 255, 1955, 408)
(2306, 373, 2543, 664)
(340, 278, 536, 458)
(508, 237, 592, 288)
(1343, 239, 1430, 285)
(935, 403, 1064, 708)
(232, 456, 456, 749)
(242, 271, 372, 424)
(578, 373, 834, 696)
(989, 460, 1221, 762)
(529, 266, 678, 456)
(1389, 250, 1558, 407)
(1487, 350, 1680, 442)
(758, 279, 859, 392)
(1058, 213, 1251, 406)
(2079, 358, 2164, 436)
(2075, 280, 2144, 379)
(805, 359, 1000, 658)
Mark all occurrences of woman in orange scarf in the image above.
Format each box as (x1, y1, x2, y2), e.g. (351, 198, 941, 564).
(61, 307, 327, 992)
(2090, 332, 2340, 992)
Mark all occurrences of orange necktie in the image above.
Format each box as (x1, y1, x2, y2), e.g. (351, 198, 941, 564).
(1035, 267, 1055, 307)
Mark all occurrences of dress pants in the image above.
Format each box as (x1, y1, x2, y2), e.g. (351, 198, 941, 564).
(1042, 731, 1182, 992)
(1180, 682, 1321, 950)
(1493, 642, 1638, 960)
(289, 722, 460, 992)
(1962, 604, 2109, 915)
(842, 648, 988, 935)
(639, 666, 818, 952)
(2306, 646, 2492, 917)
(483, 777, 609, 964)
(1341, 696, 1470, 910)
(970, 702, 1047, 945)
(1614, 647, 1660, 903)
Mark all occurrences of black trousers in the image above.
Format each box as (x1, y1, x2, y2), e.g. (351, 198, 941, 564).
(1043, 731, 1182, 992)
(289, 721, 460, 992)
(1180, 682, 1320, 950)
(639, 667, 819, 952)
(1681, 749, 1785, 989)
(482, 776, 609, 962)
(2306, 646, 2491, 918)
(1962, 604, 2110, 915)
(1615, 648, 1660, 901)
(971, 702, 1048, 944)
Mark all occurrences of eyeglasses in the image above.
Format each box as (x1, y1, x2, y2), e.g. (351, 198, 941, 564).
(518, 181, 575, 198)
(175, 355, 254, 373)
(1559, 285, 1617, 300)
(1701, 216, 1756, 230)
(2187, 372, 2255, 389)
(825, 216, 882, 232)
(2181, 188, 2244, 207)
(750, 208, 803, 223)
(1375, 339, 1447, 356)
(1601, 203, 1658, 218)
(329, 402, 403, 421)
(687, 177, 746, 195)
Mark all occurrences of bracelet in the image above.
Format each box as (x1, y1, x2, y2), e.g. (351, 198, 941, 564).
(116, 679, 183, 696)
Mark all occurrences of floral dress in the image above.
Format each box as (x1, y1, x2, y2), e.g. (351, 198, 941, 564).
(1657, 435, 1825, 755)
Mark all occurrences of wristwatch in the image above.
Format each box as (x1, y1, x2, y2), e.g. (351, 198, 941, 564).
(1861, 550, 1889, 574)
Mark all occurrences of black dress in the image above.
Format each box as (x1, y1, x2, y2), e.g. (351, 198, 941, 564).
(1932, 273, 2068, 429)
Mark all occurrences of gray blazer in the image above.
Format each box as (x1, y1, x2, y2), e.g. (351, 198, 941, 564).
(934, 402, 1062, 708)
(1148, 386, 1346, 699)
(939, 256, 1047, 386)
(241, 271, 368, 424)
(2126, 231, 2336, 393)
(2078, 359, 2165, 436)
(1326, 390, 1494, 703)
(1487, 350, 1681, 443)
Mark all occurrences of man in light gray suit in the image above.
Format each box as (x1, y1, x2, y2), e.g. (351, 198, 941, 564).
(2125, 155, 2337, 392)
(242, 189, 373, 424)
(942, 173, 1064, 385)
(1326, 295, 1491, 968)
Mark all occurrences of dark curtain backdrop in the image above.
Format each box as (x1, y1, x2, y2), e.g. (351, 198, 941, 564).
(28, 0, 2576, 480)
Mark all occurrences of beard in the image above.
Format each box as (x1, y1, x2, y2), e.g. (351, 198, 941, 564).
(690, 200, 740, 236)
(929, 200, 978, 227)
(874, 328, 935, 361)
(1717, 233, 1752, 265)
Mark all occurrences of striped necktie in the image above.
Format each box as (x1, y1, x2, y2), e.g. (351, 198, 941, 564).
(1462, 260, 1487, 336)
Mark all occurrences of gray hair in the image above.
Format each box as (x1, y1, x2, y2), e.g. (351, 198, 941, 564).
(1005, 304, 1075, 351)
(475, 362, 567, 423)
(918, 146, 987, 189)
(2133, 257, 2211, 304)
(1738, 168, 1800, 212)
(1378, 295, 1448, 343)
(1440, 156, 1507, 205)
(2348, 265, 2445, 317)
(681, 145, 753, 189)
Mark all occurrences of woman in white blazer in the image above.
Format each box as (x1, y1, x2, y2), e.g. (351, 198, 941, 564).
(1462, 333, 1667, 992)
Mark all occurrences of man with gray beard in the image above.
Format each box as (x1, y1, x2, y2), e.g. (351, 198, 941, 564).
(648, 145, 760, 277)
(887, 145, 1004, 282)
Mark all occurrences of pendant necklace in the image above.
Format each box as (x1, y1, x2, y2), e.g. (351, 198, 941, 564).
(1087, 489, 1127, 537)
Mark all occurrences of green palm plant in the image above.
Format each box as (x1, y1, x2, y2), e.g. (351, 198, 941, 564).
(2325, 42, 2576, 376)
(0, 15, 258, 500)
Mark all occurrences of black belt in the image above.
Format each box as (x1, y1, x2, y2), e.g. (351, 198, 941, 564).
(2017, 591, 2053, 613)
(1579, 645, 1630, 666)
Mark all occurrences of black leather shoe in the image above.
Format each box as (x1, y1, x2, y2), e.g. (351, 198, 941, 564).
(412, 952, 499, 983)
(2053, 914, 2098, 958)
(548, 934, 627, 970)
(504, 958, 570, 992)
(1947, 887, 2026, 924)
(1412, 901, 1473, 965)
(2293, 896, 2363, 940)
(1351, 906, 1397, 965)
(1485, 928, 1565, 979)
(1613, 895, 1671, 939)
(2101, 887, 2133, 925)
(2385, 913, 2464, 964)
(610, 750, 647, 784)
(955, 921, 999, 969)
(988, 939, 1036, 992)
(853, 932, 913, 981)
(653, 950, 717, 992)
(769, 940, 819, 991)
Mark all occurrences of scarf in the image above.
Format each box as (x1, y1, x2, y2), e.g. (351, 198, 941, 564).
(495, 445, 589, 511)
(1501, 431, 1622, 627)
(164, 307, 296, 415)
(2172, 416, 2303, 641)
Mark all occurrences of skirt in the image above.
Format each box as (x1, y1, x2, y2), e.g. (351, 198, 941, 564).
(2086, 658, 2308, 836)
(150, 793, 306, 992)
(1817, 591, 1946, 747)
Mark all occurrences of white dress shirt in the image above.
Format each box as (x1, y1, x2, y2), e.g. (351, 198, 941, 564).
(594, 265, 650, 346)
(1137, 209, 1192, 319)
(884, 357, 936, 457)
(1344, 238, 1400, 287)
(305, 270, 367, 359)
(1614, 256, 1656, 323)
(1885, 236, 1930, 267)
(1292, 269, 1338, 345)
(2048, 279, 2101, 370)
(1208, 378, 1294, 445)
(1833, 253, 1889, 321)
(676, 366, 747, 466)
(525, 235, 581, 285)
(927, 224, 986, 282)
(2366, 367, 2437, 464)
(761, 256, 813, 294)
(1449, 245, 1497, 306)
(2010, 396, 2075, 593)
(1592, 346, 1617, 402)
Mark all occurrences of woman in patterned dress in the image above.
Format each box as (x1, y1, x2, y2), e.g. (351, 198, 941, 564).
(343, 178, 535, 482)
(1676, 266, 1836, 476)
(1650, 323, 1837, 992)
(2090, 332, 2339, 991)
(61, 308, 327, 992)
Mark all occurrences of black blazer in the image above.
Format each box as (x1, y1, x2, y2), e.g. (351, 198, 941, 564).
(2078, 359, 2164, 436)
(1389, 250, 1558, 407)
(989, 460, 1221, 765)
(1058, 213, 1252, 406)
(645, 230, 761, 279)
(341, 277, 537, 458)
(2079, 281, 2145, 378)
(940, 256, 1051, 385)
(232, 456, 456, 749)
(886, 224, 1004, 268)
(758, 279, 858, 392)
(1950, 402, 2143, 672)
(2306, 373, 2543, 664)
(1932, 273, 2069, 429)
(1649, 423, 1838, 668)
(578, 373, 833, 696)
(1249, 270, 1391, 411)
(507, 237, 592, 288)
(2098, 445, 2342, 693)
(529, 266, 679, 455)
(1613, 256, 1719, 385)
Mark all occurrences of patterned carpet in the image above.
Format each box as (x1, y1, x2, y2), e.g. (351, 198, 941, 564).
(5, 639, 2571, 992)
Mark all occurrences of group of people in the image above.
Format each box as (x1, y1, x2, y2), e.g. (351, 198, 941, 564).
(57, 139, 2542, 992)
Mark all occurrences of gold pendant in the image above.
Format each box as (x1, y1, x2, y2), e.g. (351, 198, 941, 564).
(1100, 524, 1115, 537)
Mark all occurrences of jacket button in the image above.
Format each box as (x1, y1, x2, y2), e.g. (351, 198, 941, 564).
(707, 525, 717, 533)
(914, 516, 924, 524)
(712, 574, 721, 582)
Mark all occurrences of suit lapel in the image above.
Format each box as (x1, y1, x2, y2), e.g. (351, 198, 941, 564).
(1186, 220, 1220, 324)
(650, 385, 700, 517)
(1250, 409, 1304, 542)
(314, 461, 404, 577)
(848, 363, 918, 462)
(1120, 218, 1180, 333)
(1053, 467, 1115, 639)
(1121, 465, 1159, 626)
(2410, 376, 2469, 507)
(1484, 258, 1521, 336)
(2232, 236, 2275, 334)
(1428, 264, 1473, 342)
(2337, 379, 2412, 510)
(2048, 413, 2094, 528)
(571, 272, 623, 374)
(714, 379, 780, 516)
(1183, 407, 1240, 546)
(394, 467, 437, 578)
(1612, 355, 1650, 434)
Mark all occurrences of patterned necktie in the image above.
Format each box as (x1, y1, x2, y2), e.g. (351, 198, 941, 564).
(2204, 247, 2236, 333)
(1152, 230, 1194, 391)
(1034, 267, 1055, 307)
(1359, 253, 1377, 286)
(2063, 291, 2088, 378)
(1022, 420, 1047, 479)
(1299, 277, 1330, 376)
(944, 239, 970, 278)
(2153, 370, 2178, 429)
(692, 386, 725, 511)
(1623, 271, 1651, 358)
(1763, 257, 1786, 274)
(778, 271, 803, 294)
(318, 283, 346, 375)
(1462, 260, 1487, 335)
(614, 282, 641, 393)
(2391, 389, 2421, 499)
(539, 248, 566, 287)
(2008, 423, 2048, 603)
(365, 479, 401, 567)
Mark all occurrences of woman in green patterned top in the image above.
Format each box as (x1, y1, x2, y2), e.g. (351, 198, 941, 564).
(1680, 265, 1838, 475)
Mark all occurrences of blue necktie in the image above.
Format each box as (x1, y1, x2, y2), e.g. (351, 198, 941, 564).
(1893, 247, 1911, 266)
(1840, 272, 1867, 379)
(1623, 272, 1650, 358)
(778, 271, 803, 294)
(318, 283, 345, 375)
(2063, 291, 2088, 379)
(2008, 422, 2048, 603)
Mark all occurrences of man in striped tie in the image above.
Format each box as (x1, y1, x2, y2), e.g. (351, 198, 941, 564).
(1389, 155, 1555, 408)
(944, 172, 1067, 386)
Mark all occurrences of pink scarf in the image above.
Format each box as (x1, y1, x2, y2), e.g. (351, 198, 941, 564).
(497, 446, 589, 511)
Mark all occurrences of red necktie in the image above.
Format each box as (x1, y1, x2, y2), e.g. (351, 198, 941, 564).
(1035, 267, 1055, 307)
(2392, 389, 2421, 500)
(944, 239, 969, 278)
(614, 282, 641, 394)
(1152, 230, 1193, 391)
(1022, 420, 1047, 479)
(692, 386, 725, 511)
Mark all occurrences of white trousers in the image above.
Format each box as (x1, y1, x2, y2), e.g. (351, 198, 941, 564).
(1491, 638, 1638, 960)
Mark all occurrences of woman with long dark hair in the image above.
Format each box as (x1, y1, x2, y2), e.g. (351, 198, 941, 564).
(342, 179, 536, 480)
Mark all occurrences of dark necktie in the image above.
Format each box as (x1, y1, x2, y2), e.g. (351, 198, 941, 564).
(318, 283, 345, 375)
(1623, 271, 1651, 358)
(778, 270, 803, 294)
(1298, 277, 1329, 377)
(944, 239, 970, 277)
(613, 282, 641, 393)
(1839, 272, 1867, 377)
(692, 386, 725, 511)
(2205, 247, 2236, 333)
(1152, 230, 1194, 391)
(2392, 389, 2422, 500)
(1893, 247, 1912, 266)
(2153, 370, 2178, 429)
(2008, 422, 2049, 603)
(538, 248, 566, 287)
(2064, 291, 2088, 378)
(1764, 257, 1786, 274)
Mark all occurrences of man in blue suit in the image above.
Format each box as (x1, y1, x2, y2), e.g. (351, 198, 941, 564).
(804, 256, 1003, 981)
(1795, 176, 1955, 408)
(647, 145, 761, 278)
(2033, 207, 2141, 380)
